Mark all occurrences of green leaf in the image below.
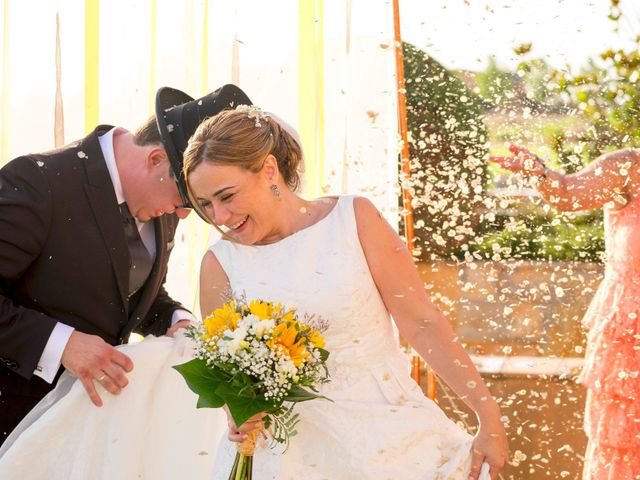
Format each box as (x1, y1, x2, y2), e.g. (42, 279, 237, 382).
(174, 360, 331, 429)
(172, 359, 227, 409)
(317, 348, 330, 362)
(283, 385, 332, 403)
(214, 380, 276, 427)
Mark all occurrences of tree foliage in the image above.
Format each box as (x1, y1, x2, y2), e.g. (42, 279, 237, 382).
(402, 42, 488, 260)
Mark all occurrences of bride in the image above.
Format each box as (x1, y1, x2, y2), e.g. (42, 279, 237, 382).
(183, 106, 508, 479)
(0, 106, 508, 480)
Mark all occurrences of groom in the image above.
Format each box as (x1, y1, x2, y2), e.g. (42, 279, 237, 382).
(0, 83, 252, 445)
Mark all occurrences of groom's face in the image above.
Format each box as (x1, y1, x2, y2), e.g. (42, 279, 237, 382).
(125, 151, 191, 222)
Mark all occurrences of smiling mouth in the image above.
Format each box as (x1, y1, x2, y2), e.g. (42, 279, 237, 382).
(229, 215, 249, 230)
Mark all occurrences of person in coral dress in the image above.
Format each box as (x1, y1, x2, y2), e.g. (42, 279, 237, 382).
(491, 144, 640, 480)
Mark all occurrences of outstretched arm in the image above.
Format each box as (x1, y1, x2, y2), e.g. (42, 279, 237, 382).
(354, 197, 508, 480)
(490, 144, 638, 212)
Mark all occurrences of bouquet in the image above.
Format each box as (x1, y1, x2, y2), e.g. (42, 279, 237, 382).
(174, 294, 330, 480)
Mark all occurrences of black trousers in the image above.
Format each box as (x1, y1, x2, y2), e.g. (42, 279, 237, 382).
(0, 368, 58, 446)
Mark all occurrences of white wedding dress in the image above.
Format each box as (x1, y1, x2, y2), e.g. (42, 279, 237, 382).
(209, 195, 489, 480)
(0, 334, 226, 479)
(0, 195, 489, 480)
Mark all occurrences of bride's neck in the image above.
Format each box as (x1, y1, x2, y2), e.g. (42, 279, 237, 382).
(256, 193, 318, 244)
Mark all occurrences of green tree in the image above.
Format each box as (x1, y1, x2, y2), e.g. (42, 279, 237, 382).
(473, 57, 516, 106)
(403, 42, 488, 260)
(517, 58, 563, 111)
(550, 1, 640, 158)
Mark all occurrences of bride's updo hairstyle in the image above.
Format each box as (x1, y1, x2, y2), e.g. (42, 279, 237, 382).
(183, 106, 304, 223)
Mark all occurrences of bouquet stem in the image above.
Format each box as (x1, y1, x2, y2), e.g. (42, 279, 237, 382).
(231, 454, 252, 480)
(228, 426, 262, 480)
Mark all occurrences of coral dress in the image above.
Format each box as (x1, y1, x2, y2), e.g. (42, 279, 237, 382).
(209, 196, 489, 480)
(579, 195, 640, 479)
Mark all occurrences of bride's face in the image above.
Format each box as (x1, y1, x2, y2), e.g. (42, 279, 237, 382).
(188, 160, 276, 244)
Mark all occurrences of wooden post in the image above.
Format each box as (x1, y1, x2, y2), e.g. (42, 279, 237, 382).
(391, 0, 436, 401)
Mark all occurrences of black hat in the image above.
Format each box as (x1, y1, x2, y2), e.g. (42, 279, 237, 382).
(155, 84, 252, 206)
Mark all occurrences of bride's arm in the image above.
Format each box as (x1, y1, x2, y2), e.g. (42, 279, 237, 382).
(353, 196, 508, 479)
(199, 251, 231, 316)
(199, 251, 264, 443)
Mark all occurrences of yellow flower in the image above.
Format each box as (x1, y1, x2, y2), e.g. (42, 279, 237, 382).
(307, 329, 325, 349)
(203, 301, 240, 340)
(268, 322, 309, 367)
(299, 324, 325, 349)
(249, 300, 281, 320)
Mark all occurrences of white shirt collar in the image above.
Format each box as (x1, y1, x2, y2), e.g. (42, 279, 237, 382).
(97, 128, 150, 242)
(98, 127, 126, 205)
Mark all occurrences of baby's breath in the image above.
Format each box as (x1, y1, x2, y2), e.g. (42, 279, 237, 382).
(188, 295, 330, 407)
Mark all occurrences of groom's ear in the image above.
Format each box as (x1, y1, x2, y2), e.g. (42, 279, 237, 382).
(261, 154, 280, 182)
(146, 147, 169, 170)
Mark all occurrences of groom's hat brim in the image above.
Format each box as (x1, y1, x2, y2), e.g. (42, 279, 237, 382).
(155, 84, 253, 207)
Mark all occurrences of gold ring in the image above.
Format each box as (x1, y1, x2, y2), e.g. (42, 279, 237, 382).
(96, 374, 106, 382)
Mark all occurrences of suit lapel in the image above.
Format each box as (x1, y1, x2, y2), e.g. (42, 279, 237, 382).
(81, 126, 130, 309)
(77, 127, 177, 339)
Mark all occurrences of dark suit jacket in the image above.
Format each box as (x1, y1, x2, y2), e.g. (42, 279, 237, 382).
(0, 125, 187, 386)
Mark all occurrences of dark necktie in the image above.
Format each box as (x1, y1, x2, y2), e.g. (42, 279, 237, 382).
(119, 203, 153, 297)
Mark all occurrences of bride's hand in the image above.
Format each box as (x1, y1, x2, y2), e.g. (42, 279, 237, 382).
(468, 420, 509, 480)
(224, 406, 266, 443)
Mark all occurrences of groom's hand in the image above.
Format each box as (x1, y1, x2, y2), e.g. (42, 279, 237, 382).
(61, 331, 134, 407)
(166, 319, 192, 337)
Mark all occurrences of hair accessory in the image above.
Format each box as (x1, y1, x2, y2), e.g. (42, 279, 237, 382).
(236, 104, 270, 127)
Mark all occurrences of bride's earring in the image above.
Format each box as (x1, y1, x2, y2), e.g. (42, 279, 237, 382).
(270, 184, 281, 199)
